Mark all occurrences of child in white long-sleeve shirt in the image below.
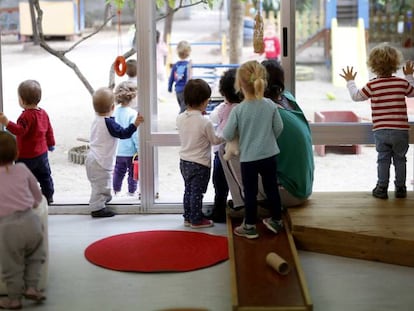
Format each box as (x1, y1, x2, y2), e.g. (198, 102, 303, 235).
(176, 79, 224, 228)
(86, 87, 143, 218)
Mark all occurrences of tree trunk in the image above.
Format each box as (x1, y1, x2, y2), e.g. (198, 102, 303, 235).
(163, 1, 174, 43)
(229, 0, 244, 64)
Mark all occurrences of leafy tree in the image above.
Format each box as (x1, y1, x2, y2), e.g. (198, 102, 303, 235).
(31, 0, 218, 95)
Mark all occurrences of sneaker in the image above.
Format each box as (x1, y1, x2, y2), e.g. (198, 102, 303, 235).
(233, 224, 259, 239)
(263, 217, 284, 234)
(190, 218, 214, 229)
(91, 208, 116, 218)
(372, 184, 388, 199)
(395, 185, 407, 198)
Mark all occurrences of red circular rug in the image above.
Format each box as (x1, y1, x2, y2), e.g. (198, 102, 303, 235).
(84, 230, 228, 272)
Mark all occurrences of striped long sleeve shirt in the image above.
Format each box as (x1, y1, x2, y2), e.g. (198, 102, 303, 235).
(346, 75, 414, 131)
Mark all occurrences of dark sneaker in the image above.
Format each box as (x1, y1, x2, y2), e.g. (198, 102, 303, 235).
(91, 208, 116, 218)
(210, 209, 227, 223)
(190, 218, 214, 229)
(263, 217, 284, 234)
(233, 224, 259, 239)
(184, 219, 190, 227)
(372, 185, 388, 199)
(395, 186, 407, 198)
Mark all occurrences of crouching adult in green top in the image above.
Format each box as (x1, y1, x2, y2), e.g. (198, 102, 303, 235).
(220, 60, 314, 208)
(263, 60, 314, 206)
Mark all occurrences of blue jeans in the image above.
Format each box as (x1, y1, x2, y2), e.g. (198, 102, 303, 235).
(240, 155, 282, 225)
(176, 91, 186, 114)
(180, 160, 211, 223)
(373, 129, 409, 188)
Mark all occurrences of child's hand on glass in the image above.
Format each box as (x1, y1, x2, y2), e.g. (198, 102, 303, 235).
(403, 60, 414, 75)
(0, 112, 9, 125)
(340, 66, 357, 81)
(134, 113, 144, 127)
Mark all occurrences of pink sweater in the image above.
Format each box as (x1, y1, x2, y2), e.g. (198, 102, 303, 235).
(0, 163, 43, 218)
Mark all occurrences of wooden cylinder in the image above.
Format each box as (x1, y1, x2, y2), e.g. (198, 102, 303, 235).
(266, 252, 290, 275)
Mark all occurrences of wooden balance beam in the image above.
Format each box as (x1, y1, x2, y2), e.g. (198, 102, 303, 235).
(227, 215, 312, 311)
(289, 192, 414, 267)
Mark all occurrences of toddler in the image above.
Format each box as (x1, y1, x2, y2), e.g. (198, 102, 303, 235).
(86, 87, 143, 217)
(176, 79, 224, 228)
(340, 43, 414, 199)
(209, 68, 242, 222)
(223, 60, 284, 239)
(113, 81, 139, 196)
(0, 131, 46, 309)
(0, 79, 55, 205)
(168, 40, 192, 114)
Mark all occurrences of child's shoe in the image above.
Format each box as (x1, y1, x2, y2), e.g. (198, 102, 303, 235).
(91, 208, 116, 218)
(190, 218, 214, 229)
(233, 223, 259, 239)
(24, 287, 46, 302)
(263, 217, 284, 234)
(395, 185, 407, 198)
(372, 184, 388, 199)
(0, 298, 22, 309)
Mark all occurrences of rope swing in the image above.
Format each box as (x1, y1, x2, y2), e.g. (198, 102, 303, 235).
(114, 4, 126, 76)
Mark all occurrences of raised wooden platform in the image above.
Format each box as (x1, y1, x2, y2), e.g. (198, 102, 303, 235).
(289, 192, 414, 267)
(227, 216, 312, 311)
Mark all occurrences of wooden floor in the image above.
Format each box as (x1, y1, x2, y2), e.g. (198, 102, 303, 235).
(227, 216, 312, 311)
(288, 192, 414, 267)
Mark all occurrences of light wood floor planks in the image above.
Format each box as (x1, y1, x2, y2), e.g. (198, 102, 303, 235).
(289, 192, 414, 266)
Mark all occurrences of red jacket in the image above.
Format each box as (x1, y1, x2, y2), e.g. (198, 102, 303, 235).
(263, 36, 281, 60)
(6, 108, 55, 159)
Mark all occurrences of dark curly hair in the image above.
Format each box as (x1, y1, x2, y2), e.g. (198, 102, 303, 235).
(219, 68, 243, 103)
(261, 59, 285, 101)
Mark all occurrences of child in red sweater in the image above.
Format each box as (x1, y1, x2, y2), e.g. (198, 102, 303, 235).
(0, 80, 55, 204)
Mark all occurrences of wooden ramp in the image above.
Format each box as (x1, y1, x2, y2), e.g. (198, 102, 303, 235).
(227, 216, 312, 311)
(289, 192, 414, 267)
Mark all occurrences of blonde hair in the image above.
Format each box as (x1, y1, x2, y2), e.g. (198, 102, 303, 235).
(92, 87, 114, 114)
(367, 43, 403, 77)
(177, 40, 191, 59)
(235, 60, 267, 99)
(114, 81, 137, 105)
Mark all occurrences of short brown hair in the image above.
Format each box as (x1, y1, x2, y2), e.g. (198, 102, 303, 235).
(0, 131, 17, 165)
(18, 80, 41, 106)
(184, 79, 211, 108)
(126, 59, 137, 78)
(92, 87, 114, 114)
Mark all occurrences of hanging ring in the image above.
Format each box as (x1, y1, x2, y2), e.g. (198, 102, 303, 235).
(114, 56, 127, 76)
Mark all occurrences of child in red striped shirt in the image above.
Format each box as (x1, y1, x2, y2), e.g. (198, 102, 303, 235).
(340, 43, 414, 199)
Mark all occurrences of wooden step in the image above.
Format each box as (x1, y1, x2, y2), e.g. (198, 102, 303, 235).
(289, 192, 414, 267)
(227, 215, 312, 311)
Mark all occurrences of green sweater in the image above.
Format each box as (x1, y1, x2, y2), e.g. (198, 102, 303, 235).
(276, 91, 314, 199)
